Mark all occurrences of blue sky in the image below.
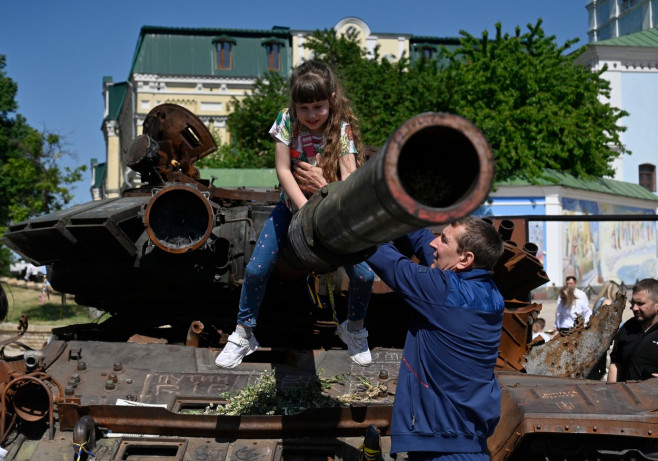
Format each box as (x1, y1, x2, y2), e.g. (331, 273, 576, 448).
(0, 1, 590, 205)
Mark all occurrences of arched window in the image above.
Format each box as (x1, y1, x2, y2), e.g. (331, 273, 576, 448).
(639, 163, 656, 192)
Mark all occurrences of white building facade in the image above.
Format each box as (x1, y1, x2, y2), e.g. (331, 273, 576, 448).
(587, 0, 658, 42)
(575, 30, 658, 193)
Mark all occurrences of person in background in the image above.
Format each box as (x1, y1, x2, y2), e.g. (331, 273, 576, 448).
(555, 286, 592, 333)
(215, 60, 374, 369)
(532, 317, 552, 341)
(608, 278, 658, 382)
(592, 280, 620, 314)
(566, 275, 588, 302)
(366, 217, 504, 460)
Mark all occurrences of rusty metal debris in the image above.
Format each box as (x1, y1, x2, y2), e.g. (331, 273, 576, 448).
(0, 314, 29, 356)
(489, 371, 658, 460)
(523, 291, 627, 379)
(124, 103, 217, 184)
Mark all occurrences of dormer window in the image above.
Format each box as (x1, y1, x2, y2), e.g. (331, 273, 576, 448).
(262, 37, 286, 71)
(213, 36, 236, 70)
(414, 43, 439, 60)
(639, 163, 656, 192)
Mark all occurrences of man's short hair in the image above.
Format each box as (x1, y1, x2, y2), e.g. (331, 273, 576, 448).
(566, 275, 577, 284)
(633, 278, 658, 302)
(451, 216, 504, 271)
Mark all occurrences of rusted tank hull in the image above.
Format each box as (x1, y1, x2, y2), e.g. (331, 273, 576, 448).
(3, 332, 658, 460)
(1, 105, 651, 459)
(490, 372, 658, 460)
(0, 257, 651, 460)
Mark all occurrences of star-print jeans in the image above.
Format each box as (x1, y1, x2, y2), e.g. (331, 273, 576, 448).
(237, 201, 374, 328)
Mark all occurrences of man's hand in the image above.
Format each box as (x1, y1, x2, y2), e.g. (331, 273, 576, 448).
(293, 159, 327, 194)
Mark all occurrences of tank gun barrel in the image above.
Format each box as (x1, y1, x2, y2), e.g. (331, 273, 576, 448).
(283, 112, 495, 273)
(139, 112, 495, 273)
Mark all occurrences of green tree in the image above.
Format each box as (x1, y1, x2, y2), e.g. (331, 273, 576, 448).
(0, 55, 86, 274)
(294, 28, 445, 147)
(434, 20, 627, 182)
(205, 22, 627, 185)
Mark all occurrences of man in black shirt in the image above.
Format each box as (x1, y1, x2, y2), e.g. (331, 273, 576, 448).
(608, 278, 658, 382)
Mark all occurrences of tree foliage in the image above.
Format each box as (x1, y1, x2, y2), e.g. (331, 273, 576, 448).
(434, 20, 627, 181)
(303, 29, 444, 148)
(0, 55, 86, 274)
(201, 21, 627, 184)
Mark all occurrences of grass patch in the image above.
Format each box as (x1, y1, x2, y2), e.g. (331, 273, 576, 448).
(1, 282, 101, 326)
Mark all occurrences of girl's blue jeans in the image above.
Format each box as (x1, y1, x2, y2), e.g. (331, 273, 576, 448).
(237, 201, 374, 328)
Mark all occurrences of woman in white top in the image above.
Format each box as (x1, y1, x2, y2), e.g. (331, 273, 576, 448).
(555, 286, 591, 332)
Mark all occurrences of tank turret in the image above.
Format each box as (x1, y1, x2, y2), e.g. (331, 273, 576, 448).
(2, 104, 495, 334)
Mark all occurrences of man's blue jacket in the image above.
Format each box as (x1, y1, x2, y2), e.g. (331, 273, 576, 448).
(366, 228, 504, 455)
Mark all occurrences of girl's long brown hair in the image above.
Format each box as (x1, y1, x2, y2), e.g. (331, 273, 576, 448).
(559, 286, 577, 307)
(288, 60, 364, 183)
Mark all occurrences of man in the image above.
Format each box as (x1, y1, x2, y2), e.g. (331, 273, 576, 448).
(294, 162, 505, 457)
(565, 275, 587, 301)
(366, 218, 505, 460)
(608, 278, 658, 382)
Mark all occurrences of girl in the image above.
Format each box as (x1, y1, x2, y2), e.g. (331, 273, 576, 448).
(592, 280, 620, 314)
(555, 285, 592, 333)
(215, 61, 374, 369)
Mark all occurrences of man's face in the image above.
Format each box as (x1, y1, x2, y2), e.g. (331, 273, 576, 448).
(429, 224, 465, 271)
(630, 289, 658, 327)
(566, 278, 576, 289)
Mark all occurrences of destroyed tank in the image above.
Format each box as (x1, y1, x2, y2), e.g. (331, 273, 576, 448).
(1, 104, 656, 460)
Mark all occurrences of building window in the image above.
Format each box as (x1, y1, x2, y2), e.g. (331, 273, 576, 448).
(216, 41, 232, 69)
(621, 0, 639, 11)
(639, 163, 656, 192)
(266, 43, 281, 71)
(422, 47, 435, 60)
(414, 43, 439, 61)
(262, 38, 285, 71)
(213, 36, 235, 70)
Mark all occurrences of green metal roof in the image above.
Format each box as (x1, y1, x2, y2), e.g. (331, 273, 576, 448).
(130, 26, 291, 78)
(127, 25, 464, 80)
(497, 169, 658, 202)
(199, 168, 279, 188)
(594, 28, 658, 47)
(92, 162, 106, 189)
(410, 35, 461, 44)
(105, 82, 128, 121)
(196, 168, 657, 203)
(141, 25, 290, 37)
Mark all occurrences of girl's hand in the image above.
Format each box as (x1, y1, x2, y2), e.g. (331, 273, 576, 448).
(293, 156, 328, 193)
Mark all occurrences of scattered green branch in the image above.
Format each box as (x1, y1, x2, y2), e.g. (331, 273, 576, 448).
(191, 369, 392, 416)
